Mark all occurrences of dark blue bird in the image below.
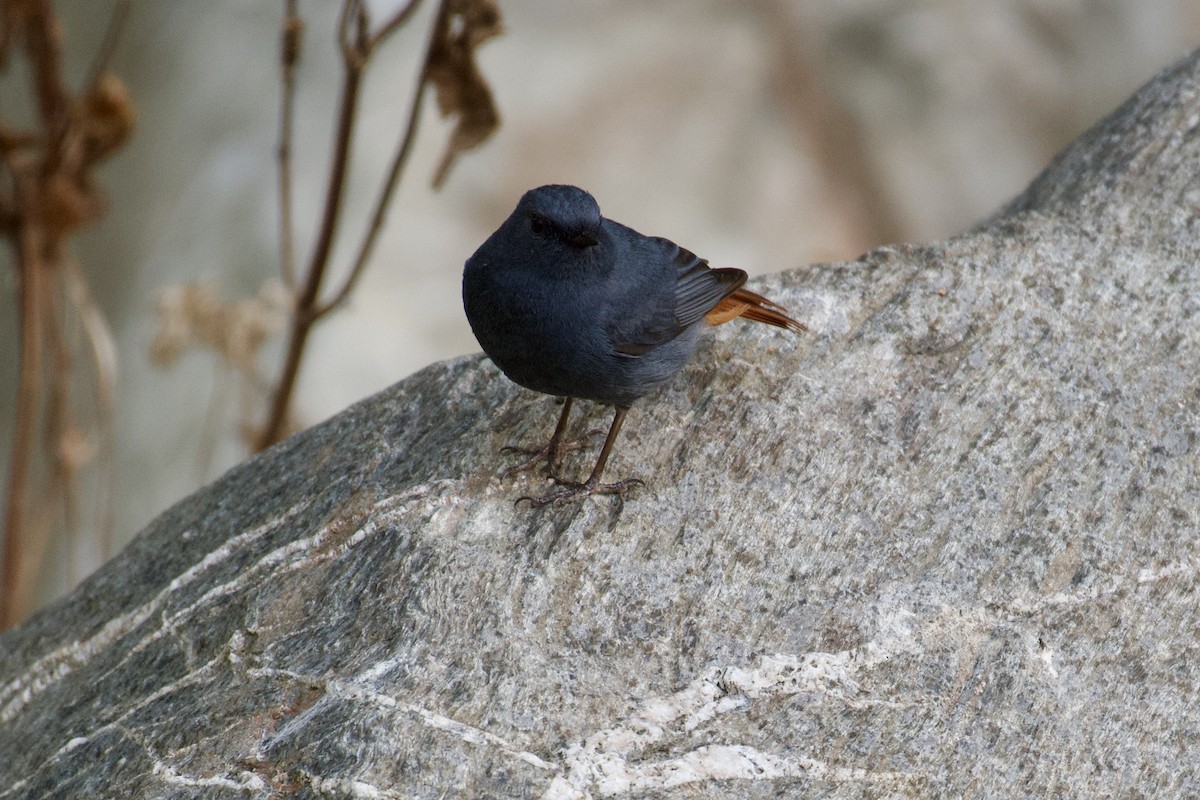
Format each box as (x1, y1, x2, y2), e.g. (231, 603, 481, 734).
(463, 184, 806, 506)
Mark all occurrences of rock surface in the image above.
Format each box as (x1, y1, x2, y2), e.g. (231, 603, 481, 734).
(2, 49, 1199, 800)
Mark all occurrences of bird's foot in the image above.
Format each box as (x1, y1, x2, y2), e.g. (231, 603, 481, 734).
(500, 430, 605, 478)
(517, 476, 644, 508)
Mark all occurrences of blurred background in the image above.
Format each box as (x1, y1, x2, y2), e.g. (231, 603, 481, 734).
(2, 0, 1198, 619)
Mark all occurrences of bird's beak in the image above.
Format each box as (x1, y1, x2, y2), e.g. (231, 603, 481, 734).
(568, 231, 599, 248)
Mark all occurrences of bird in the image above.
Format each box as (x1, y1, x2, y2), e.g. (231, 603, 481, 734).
(462, 184, 806, 506)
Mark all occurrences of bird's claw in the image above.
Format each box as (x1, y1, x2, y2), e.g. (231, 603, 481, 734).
(500, 430, 606, 478)
(500, 443, 559, 478)
(516, 477, 644, 508)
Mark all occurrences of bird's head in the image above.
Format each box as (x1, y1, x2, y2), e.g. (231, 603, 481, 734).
(515, 184, 602, 249)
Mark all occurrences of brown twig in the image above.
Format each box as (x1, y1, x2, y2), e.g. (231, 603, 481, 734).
(83, 0, 132, 92)
(2, 0, 133, 627)
(277, 0, 301, 290)
(256, 0, 501, 450)
(65, 259, 118, 562)
(314, 0, 436, 318)
(2, 168, 45, 629)
(256, 0, 371, 450)
(42, 261, 75, 581)
(257, 0, 443, 449)
(19, 2, 69, 173)
(2, 0, 66, 630)
(370, 0, 424, 49)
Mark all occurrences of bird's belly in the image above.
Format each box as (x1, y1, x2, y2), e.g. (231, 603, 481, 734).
(485, 320, 696, 407)
(465, 273, 699, 406)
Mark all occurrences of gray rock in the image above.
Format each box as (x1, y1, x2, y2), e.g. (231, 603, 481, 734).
(2, 48, 1199, 800)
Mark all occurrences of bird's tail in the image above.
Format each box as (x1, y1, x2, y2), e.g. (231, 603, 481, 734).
(705, 288, 808, 333)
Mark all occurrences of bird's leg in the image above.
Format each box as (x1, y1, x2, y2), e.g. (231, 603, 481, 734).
(501, 398, 603, 478)
(519, 406, 643, 507)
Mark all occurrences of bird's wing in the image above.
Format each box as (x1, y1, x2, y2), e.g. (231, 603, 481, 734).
(671, 244, 747, 328)
(610, 239, 746, 357)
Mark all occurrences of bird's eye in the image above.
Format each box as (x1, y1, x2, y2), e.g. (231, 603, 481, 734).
(529, 215, 548, 236)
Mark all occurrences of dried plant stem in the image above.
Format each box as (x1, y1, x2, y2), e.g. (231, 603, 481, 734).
(2, 0, 133, 627)
(66, 260, 119, 562)
(257, 53, 365, 450)
(3, 171, 45, 629)
(30, 271, 69, 598)
(277, 0, 301, 290)
(316, 0, 440, 317)
(256, 0, 434, 451)
(2, 0, 64, 628)
(83, 0, 131, 92)
(371, 0, 424, 47)
(256, 0, 499, 451)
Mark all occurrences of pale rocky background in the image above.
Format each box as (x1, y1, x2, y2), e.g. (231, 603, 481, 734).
(0, 45, 1197, 798)
(1, 1, 1199, 610)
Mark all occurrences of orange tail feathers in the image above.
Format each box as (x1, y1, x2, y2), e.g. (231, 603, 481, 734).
(705, 288, 808, 333)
